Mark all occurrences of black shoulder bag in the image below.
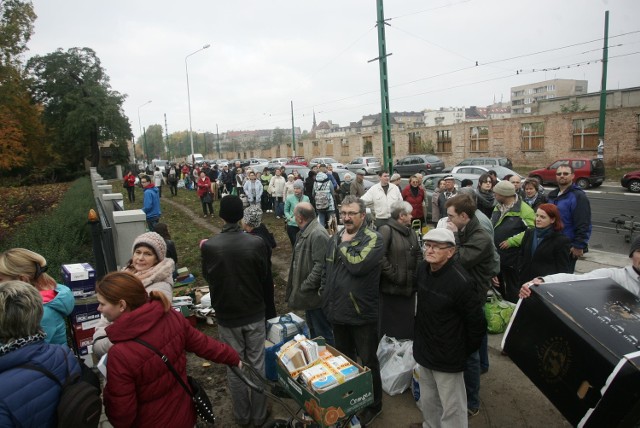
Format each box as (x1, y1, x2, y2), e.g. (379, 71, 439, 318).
(133, 338, 215, 423)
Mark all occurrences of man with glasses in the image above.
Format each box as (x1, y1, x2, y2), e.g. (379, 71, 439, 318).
(411, 228, 486, 428)
(140, 175, 161, 231)
(547, 164, 592, 273)
(320, 195, 384, 426)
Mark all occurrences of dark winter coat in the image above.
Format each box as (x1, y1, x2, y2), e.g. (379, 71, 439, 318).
(455, 215, 500, 295)
(401, 185, 425, 220)
(321, 226, 384, 325)
(413, 259, 486, 373)
(0, 341, 81, 428)
(378, 218, 422, 297)
(249, 223, 278, 320)
(201, 223, 268, 327)
(104, 300, 239, 428)
(518, 227, 572, 284)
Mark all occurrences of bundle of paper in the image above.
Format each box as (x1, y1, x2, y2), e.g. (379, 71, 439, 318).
(277, 335, 321, 376)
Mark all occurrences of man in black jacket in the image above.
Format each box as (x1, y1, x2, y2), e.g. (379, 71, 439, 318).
(412, 228, 486, 428)
(200, 195, 269, 427)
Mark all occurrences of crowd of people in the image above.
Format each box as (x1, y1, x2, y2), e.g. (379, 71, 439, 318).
(3, 160, 639, 428)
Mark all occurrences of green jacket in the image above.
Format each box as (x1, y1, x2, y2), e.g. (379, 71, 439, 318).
(491, 198, 535, 267)
(284, 194, 309, 226)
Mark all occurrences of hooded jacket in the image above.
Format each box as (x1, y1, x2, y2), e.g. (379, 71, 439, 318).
(287, 218, 330, 310)
(313, 172, 335, 211)
(0, 341, 80, 428)
(321, 225, 384, 325)
(142, 185, 161, 220)
(547, 184, 592, 250)
(104, 300, 239, 428)
(41, 284, 75, 345)
(378, 218, 422, 296)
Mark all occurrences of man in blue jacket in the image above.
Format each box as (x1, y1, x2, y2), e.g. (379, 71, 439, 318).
(321, 195, 384, 426)
(140, 175, 161, 231)
(547, 163, 592, 273)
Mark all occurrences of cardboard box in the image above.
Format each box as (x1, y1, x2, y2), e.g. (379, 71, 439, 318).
(503, 278, 640, 427)
(70, 295, 100, 325)
(72, 322, 96, 356)
(61, 263, 96, 297)
(265, 321, 310, 381)
(277, 339, 373, 427)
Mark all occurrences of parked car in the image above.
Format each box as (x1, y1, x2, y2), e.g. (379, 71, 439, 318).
(228, 159, 250, 168)
(422, 173, 480, 222)
(269, 157, 289, 166)
(450, 165, 521, 181)
(309, 157, 344, 169)
(621, 170, 640, 193)
(393, 154, 445, 177)
(345, 156, 382, 175)
(287, 156, 308, 166)
(528, 158, 605, 189)
(444, 157, 513, 172)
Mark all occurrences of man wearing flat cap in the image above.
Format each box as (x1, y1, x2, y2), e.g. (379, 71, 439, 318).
(411, 228, 486, 428)
(200, 195, 269, 427)
(350, 170, 366, 198)
(490, 179, 535, 303)
(436, 175, 457, 222)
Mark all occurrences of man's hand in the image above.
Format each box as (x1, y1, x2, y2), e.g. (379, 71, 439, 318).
(499, 240, 510, 250)
(519, 277, 544, 299)
(570, 247, 584, 259)
(445, 219, 458, 233)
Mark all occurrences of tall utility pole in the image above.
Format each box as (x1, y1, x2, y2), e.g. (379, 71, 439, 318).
(597, 10, 609, 161)
(291, 100, 296, 157)
(374, 0, 393, 172)
(216, 124, 221, 158)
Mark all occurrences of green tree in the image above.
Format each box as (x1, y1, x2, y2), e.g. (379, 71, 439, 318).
(27, 47, 132, 172)
(0, 0, 36, 66)
(140, 124, 165, 160)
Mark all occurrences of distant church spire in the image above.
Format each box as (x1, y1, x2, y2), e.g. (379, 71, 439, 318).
(312, 109, 317, 130)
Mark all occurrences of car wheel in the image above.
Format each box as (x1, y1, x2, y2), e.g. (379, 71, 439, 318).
(576, 178, 590, 189)
(628, 179, 640, 193)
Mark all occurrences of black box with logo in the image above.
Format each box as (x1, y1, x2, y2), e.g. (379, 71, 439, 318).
(503, 278, 640, 427)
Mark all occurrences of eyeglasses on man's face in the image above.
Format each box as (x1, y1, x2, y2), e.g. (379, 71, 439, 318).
(556, 172, 571, 176)
(424, 243, 454, 251)
(339, 211, 362, 218)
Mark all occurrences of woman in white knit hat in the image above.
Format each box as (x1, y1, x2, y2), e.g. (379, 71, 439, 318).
(93, 231, 175, 358)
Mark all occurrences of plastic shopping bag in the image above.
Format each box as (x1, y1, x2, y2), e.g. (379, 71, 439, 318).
(377, 335, 415, 396)
(484, 287, 516, 334)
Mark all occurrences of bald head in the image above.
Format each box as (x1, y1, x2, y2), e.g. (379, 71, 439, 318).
(294, 202, 316, 227)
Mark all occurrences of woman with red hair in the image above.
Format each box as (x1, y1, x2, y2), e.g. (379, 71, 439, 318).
(97, 271, 240, 428)
(518, 203, 571, 285)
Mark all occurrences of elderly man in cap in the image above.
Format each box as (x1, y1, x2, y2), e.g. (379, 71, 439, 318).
(436, 175, 457, 222)
(411, 228, 486, 428)
(491, 180, 535, 302)
(350, 169, 366, 198)
(284, 179, 310, 246)
(201, 195, 269, 427)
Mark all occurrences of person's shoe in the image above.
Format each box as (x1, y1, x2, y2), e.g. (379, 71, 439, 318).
(468, 408, 480, 417)
(358, 407, 382, 427)
(276, 216, 281, 219)
(203, 214, 208, 218)
(481, 367, 489, 374)
(409, 423, 423, 428)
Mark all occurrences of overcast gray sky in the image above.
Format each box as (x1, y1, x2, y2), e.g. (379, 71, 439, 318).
(27, 0, 640, 139)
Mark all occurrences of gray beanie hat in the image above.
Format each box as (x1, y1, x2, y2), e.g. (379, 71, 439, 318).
(293, 179, 304, 190)
(493, 180, 516, 197)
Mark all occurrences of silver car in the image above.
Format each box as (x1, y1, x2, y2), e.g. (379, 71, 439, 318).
(309, 157, 344, 169)
(345, 156, 382, 175)
(422, 173, 480, 222)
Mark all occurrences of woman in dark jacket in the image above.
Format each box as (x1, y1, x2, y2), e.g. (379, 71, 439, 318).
(522, 177, 547, 211)
(377, 201, 422, 340)
(0, 280, 81, 428)
(518, 203, 571, 284)
(475, 173, 496, 218)
(99, 272, 240, 428)
(304, 170, 317, 206)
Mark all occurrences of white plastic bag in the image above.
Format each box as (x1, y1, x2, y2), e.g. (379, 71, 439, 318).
(377, 335, 416, 396)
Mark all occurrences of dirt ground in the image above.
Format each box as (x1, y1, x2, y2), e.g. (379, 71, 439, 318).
(165, 198, 571, 428)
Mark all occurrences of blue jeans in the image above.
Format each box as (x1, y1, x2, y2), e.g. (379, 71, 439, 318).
(464, 350, 481, 410)
(333, 323, 382, 411)
(305, 308, 334, 346)
(274, 199, 284, 217)
(479, 334, 489, 371)
(147, 216, 160, 231)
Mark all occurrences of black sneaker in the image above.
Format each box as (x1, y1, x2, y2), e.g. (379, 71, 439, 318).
(468, 407, 480, 417)
(358, 407, 382, 427)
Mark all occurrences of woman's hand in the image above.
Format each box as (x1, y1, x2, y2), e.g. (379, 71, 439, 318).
(237, 360, 243, 369)
(519, 277, 544, 299)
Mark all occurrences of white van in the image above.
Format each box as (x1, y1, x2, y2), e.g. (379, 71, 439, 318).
(192, 153, 205, 164)
(151, 159, 168, 173)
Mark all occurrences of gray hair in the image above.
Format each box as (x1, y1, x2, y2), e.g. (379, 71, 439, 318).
(390, 201, 413, 219)
(341, 195, 366, 213)
(0, 280, 43, 342)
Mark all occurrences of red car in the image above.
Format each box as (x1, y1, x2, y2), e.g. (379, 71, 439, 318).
(528, 158, 605, 189)
(286, 156, 308, 166)
(621, 170, 640, 193)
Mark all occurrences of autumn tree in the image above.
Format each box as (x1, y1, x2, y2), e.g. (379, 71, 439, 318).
(27, 47, 132, 172)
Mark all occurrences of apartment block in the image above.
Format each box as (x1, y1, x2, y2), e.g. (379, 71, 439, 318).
(511, 79, 588, 115)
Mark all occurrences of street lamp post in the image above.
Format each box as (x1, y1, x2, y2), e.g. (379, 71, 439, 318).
(185, 44, 210, 164)
(137, 100, 152, 164)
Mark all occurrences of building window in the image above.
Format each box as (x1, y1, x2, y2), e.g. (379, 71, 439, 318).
(469, 126, 488, 152)
(575, 85, 584, 92)
(547, 85, 556, 91)
(363, 136, 373, 155)
(521, 122, 545, 151)
(341, 138, 349, 156)
(572, 118, 599, 149)
(524, 98, 533, 104)
(408, 132, 422, 153)
(436, 130, 452, 153)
